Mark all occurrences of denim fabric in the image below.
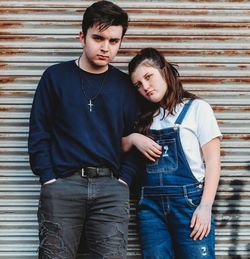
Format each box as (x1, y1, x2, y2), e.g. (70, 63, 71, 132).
(142, 101, 197, 187)
(137, 183, 215, 259)
(37, 174, 130, 259)
(137, 100, 216, 258)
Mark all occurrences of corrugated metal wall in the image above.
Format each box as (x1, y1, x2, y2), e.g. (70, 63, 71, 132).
(0, 0, 249, 258)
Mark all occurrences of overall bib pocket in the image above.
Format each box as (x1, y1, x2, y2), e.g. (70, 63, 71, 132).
(146, 138, 178, 174)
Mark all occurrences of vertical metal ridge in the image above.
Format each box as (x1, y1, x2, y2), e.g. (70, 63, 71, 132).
(0, 1, 249, 258)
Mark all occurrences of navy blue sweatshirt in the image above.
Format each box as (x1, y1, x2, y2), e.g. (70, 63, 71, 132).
(28, 60, 138, 185)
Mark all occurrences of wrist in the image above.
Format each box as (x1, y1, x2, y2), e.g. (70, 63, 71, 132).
(199, 202, 213, 209)
(128, 133, 136, 145)
(130, 133, 141, 146)
(122, 134, 134, 152)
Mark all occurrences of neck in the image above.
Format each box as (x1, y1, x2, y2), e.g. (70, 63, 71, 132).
(78, 53, 108, 74)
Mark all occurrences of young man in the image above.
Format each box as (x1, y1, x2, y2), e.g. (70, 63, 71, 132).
(28, 1, 138, 258)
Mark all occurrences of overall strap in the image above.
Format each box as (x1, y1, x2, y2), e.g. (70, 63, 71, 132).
(174, 99, 194, 125)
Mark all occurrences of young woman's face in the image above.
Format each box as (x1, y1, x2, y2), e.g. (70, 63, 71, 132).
(131, 63, 167, 103)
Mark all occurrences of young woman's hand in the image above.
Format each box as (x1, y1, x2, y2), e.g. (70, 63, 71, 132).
(132, 133, 162, 162)
(190, 203, 212, 240)
(122, 133, 162, 162)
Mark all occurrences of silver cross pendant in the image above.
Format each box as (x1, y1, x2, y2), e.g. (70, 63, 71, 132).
(88, 99, 93, 112)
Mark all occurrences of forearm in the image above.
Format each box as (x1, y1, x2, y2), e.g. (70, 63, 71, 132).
(200, 163, 220, 208)
(200, 138, 221, 208)
(28, 70, 56, 184)
(28, 128, 56, 183)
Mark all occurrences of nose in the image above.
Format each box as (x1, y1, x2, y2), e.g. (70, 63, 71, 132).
(101, 40, 109, 52)
(142, 80, 150, 92)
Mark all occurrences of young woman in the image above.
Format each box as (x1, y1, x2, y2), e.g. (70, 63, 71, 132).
(123, 48, 222, 258)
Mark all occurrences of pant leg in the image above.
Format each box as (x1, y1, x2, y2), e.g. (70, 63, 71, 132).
(137, 194, 174, 259)
(85, 177, 130, 259)
(169, 189, 216, 259)
(38, 176, 87, 259)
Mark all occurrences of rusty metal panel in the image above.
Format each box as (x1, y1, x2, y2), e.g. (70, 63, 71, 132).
(0, 0, 250, 258)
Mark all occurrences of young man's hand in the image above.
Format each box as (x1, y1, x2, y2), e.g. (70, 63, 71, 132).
(118, 178, 128, 187)
(43, 179, 57, 185)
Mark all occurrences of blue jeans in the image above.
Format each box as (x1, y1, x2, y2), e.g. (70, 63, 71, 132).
(37, 173, 130, 259)
(137, 183, 215, 259)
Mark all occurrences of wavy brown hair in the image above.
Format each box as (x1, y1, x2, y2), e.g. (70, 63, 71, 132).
(128, 48, 198, 135)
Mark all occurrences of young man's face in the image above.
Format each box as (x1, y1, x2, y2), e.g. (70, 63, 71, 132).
(80, 24, 123, 73)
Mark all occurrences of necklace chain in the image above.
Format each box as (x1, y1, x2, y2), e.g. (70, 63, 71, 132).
(77, 55, 110, 112)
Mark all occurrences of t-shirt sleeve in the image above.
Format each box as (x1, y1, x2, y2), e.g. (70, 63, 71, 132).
(195, 100, 222, 147)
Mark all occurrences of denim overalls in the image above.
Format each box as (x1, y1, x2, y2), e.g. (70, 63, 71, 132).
(137, 100, 215, 259)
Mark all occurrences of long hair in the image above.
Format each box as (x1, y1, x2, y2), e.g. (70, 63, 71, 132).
(128, 48, 198, 135)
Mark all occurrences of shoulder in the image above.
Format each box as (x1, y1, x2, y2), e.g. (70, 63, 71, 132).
(189, 99, 214, 115)
(45, 60, 75, 76)
(182, 99, 215, 124)
(38, 60, 76, 91)
(110, 66, 135, 93)
(110, 66, 130, 82)
(187, 99, 218, 129)
(188, 99, 221, 145)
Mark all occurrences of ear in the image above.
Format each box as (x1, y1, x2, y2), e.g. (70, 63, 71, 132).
(79, 31, 85, 47)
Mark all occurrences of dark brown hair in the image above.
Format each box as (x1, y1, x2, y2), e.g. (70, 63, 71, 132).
(82, 1, 128, 37)
(128, 48, 198, 135)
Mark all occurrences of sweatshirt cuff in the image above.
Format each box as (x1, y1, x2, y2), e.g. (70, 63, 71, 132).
(39, 169, 56, 184)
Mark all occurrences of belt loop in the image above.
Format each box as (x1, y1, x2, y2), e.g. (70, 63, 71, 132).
(81, 168, 85, 177)
(183, 185, 187, 196)
(141, 187, 144, 199)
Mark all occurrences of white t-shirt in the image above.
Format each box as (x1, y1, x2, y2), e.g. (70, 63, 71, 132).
(150, 99, 222, 181)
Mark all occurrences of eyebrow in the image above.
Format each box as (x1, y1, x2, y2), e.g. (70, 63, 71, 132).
(133, 72, 149, 83)
(92, 34, 103, 38)
(143, 72, 151, 78)
(92, 34, 121, 41)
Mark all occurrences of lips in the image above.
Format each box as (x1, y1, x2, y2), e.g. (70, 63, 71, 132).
(146, 90, 155, 97)
(98, 55, 109, 60)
